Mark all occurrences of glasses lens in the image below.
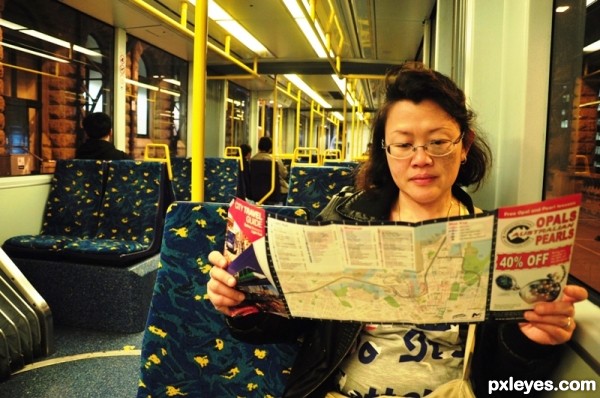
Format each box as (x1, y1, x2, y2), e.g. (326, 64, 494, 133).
(427, 140, 454, 156)
(388, 145, 412, 159)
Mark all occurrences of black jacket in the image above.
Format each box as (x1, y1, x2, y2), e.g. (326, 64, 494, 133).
(75, 139, 129, 160)
(227, 186, 561, 397)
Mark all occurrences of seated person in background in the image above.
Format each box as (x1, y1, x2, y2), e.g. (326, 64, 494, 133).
(207, 62, 588, 397)
(240, 143, 252, 199)
(251, 136, 289, 196)
(76, 112, 129, 160)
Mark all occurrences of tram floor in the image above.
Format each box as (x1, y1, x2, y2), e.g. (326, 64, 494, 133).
(1, 325, 144, 398)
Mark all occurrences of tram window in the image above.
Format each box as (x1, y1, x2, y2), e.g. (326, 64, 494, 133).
(544, 0, 600, 298)
(125, 35, 188, 156)
(136, 59, 149, 137)
(226, 82, 250, 147)
(85, 35, 105, 114)
(0, 0, 113, 172)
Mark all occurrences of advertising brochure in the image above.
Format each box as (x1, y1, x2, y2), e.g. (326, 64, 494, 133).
(223, 194, 581, 324)
(223, 198, 287, 317)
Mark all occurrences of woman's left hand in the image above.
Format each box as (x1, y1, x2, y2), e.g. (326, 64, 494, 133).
(520, 285, 588, 345)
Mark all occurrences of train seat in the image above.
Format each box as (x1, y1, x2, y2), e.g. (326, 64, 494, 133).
(248, 159, 282, 204)
(169, 157, 243, 202)
(3, 159, 105, 253)
(285, 165, 355, 219)
(323, 160, 362, 172)
(2, 160, 174, 333)
(3, 160, 172, 266)
(137, 201, 308, 397)
(170, 157, 192, 201)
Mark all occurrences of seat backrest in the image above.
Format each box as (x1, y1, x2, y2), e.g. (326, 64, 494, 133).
(286, 165, 354, 219)
(204, 157, 241, 203)
(96, 160, 168, 246)
(248, 159, 281, 204)
(323, 160, 362, 172)
(137, 201, 299, 397)
(41, 159, 105, 238)
(170, 157, 192, 201)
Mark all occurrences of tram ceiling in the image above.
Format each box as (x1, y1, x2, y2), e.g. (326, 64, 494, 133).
(59, 0, 435, 111)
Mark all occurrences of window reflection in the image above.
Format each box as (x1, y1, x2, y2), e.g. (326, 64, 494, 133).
(125, 36, 188, 158)
(0, 1, 113, 174)
(545, 0, 600, 295)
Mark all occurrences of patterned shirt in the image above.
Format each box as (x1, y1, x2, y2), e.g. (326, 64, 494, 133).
(335, 323, 465, 398)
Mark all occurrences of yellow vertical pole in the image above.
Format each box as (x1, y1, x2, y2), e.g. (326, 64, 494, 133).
(295, 89, 301, 149)
(191, 1, 208, 201)
(180, 1, 188, 26)
(341, 81, 348, 159)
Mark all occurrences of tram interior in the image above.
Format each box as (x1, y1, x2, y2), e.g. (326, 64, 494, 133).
(0, 0, 598, 396)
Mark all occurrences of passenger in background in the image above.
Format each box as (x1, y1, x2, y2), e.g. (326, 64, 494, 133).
(251, 136, 289, 196)
(76, 112, 129, 160)
(240, 143, 252, 199)
(207, 62, 588, 397)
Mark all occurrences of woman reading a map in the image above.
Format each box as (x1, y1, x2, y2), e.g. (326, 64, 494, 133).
(207, 62, 588, 397)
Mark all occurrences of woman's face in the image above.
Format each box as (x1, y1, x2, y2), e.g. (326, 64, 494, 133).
(384, 99, 466, 207)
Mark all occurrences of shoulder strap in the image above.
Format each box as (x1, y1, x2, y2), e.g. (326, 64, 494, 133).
(462, 324, 476, 381)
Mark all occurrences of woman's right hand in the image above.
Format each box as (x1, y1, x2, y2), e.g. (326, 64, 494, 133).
(206, 250, 245, 316)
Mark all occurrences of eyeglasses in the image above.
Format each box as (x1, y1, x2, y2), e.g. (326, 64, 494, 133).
(382, 133, 464, 160)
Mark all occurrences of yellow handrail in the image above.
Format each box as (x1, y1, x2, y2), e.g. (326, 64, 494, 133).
(223, 146, 244, 171)
(323, 149, 341, 160)
(254, 158, 277, 205)
(292, 147, 320, 167)
(143, 143, 173, 180)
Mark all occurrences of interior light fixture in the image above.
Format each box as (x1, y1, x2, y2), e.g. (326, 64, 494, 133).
(208, 0, 272, 57)
(332, 112, 344, 121)
(72, 45, 103, 58)
(282, 0, 328, 58)
(284, 74, 331, 109)
(555, 6, 570, 12)
(2, 42, 69, 63)
(21, 29, 70, 48)
(126, 78, 159, 91)
(0, 18, 103, 58)
(0, 19, 25, 30)
(331, 74, 356, 107)
(583, 39, 600, 53)
(159, 88, 181, 97)
(163, 78, 181, 86)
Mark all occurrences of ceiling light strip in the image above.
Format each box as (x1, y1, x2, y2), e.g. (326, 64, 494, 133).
(281, 0, 343, 75)
(125, 78, 159, 91)
(2, 42, 69, 63)
(208, 0, 272, 57)
(285, 74, 331, 109)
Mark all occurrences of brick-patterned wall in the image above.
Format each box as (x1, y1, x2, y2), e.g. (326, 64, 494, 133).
(571, 78, 598, 173)
(0, 4, 185, 165)
(46, 57, 79, 159)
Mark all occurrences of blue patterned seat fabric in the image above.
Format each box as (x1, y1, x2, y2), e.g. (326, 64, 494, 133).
(2, 160, 172, 267)
(204, 157, 241, 203)
(170, 157, 242, 203)
(285, 165, 355, 219)
(60, 161, 169, 264)
(137, 201, 306, 397)
(323, 160, 362, 172)
(170, 157, 191, 201)
(2, 159, 105, 253)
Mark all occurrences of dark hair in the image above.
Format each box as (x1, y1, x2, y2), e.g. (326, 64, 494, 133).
(82, 112, 112, 139)
(258, 136, 273, 152)
(356, 62, 492, 193)
(240, 143, 252, 157)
